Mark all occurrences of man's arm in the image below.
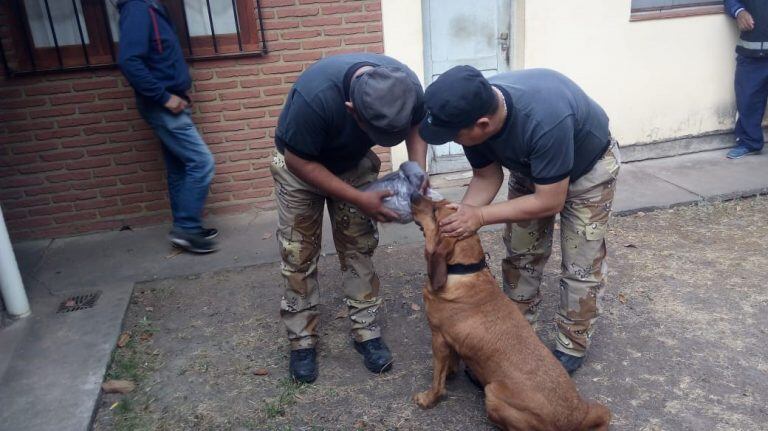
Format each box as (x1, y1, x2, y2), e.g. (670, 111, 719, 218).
(461, 162, 504, 206)
(284, 149, 398, 222)
(117, 2, 173, 106)
(440, 177, 569, 238)
(725, 0, 746, 19)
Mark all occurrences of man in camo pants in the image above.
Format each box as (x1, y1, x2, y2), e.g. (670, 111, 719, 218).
(419, 65, 619, 374)
(271, 53, 428, 383)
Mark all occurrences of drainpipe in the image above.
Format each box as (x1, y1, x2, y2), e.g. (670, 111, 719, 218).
(0, 205, 30, 318)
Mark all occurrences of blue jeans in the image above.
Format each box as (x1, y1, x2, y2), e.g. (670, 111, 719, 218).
(735, 55, 768, 151)
(136, 97, 214, 233)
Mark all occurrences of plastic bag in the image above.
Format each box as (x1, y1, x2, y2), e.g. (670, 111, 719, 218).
(361, 161, 442, 223)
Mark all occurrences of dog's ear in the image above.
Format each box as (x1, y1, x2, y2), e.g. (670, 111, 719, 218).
(427, 234, 456, 290)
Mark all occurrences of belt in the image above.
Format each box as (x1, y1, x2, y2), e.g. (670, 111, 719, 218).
(737, 40, 768, 50)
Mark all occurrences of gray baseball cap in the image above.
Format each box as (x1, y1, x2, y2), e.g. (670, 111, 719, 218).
(350, 66, 423, 147)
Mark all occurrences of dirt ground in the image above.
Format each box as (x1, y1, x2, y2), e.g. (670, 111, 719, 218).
(93, 197, 768, 431)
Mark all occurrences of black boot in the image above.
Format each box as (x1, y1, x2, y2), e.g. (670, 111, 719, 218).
(553, 350, 585, 375)
(289, 348, 318, 383)
(353, 338, 393, 373)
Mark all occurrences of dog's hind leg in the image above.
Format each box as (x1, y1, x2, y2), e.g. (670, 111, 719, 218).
(484, 382, 540, 431)
(414, 331, 454, 409)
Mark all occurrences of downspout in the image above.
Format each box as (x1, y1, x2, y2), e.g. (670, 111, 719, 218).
(0, 205, 30, 318)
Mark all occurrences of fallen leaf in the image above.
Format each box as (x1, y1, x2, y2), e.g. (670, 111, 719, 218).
(624, 244, 637, 249)
(102, 380, 135, 394)
(334, 307, 349, 320)
(636, 211, 646, 217)
(145, 307, 154, 312)
(117, 332, 131, 348)
(139, 332, 153, 342)
(261, 232, 273, 240)
(252, 368, 269, 376)
(410, 303, 421, 311)
(618, 294, 627, 304)
(109, 402, 119, 410)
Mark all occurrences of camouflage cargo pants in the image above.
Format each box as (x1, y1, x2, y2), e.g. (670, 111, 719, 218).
(270, 150, 383, 350)
(503, 139, 620, 357)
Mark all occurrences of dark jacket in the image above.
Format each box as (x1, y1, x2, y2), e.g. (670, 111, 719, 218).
(116, 0, 191, 104)
(725, 0, 768, 57)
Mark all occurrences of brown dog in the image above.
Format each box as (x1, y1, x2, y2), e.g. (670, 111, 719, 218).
(411, 193, 610, 431)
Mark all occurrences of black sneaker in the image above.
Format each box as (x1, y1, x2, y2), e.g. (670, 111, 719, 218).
(168, 230, 218, 254)
(353, 338, 393, 374)
(289, 348, 318, 383)
(553, 350, 585, 375)
(201, 227, 218, 239)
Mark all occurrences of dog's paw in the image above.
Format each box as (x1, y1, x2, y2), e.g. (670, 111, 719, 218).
(414, 391, 438, 409)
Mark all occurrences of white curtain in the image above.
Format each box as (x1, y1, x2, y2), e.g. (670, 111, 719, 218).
(24, 0, 89, 47)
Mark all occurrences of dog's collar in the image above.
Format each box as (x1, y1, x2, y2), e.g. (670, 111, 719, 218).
(446, 259, 488, 275)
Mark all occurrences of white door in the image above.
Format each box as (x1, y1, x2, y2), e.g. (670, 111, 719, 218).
(423, 0, 512, 174)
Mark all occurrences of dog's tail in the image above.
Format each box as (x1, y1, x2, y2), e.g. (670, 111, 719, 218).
(579, 401, 611, 431)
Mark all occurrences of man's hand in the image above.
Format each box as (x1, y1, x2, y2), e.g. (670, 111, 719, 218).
(737, 9, 755, 31)
(439, 203, 484, 239)
(164, 94, 188, 114)
(355, 189, 399, 222)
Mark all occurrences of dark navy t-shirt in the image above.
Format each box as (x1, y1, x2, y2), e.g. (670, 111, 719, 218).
(275, 53, 425, 174)
(463, 69, 611, 184)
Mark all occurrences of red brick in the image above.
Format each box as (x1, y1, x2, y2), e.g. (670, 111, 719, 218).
(119, 191, 166, 205)
(344, 34, 383, 45)
(60, 136, 109, 148)
(240, 77, 283, 88)
(199, 102, 242, 113)
(324, 26, 365, 36)
(208, 202, 254, 215)
(74, 198, 118, 210)
(263, 20, 301, 30)
(242, 97, 284, 108)
(365, 44, 384, 54)
(97, 90, 134, 100)
(57, 115, 104, 127)
(3, 209, 29, 221)
(110, 130, 155, 143)
(53, 211, 98, 225)
(2, 98, 48, 109)
(322, 4, 362, 14)
(78, 102, 125, 114)
(50, 93, 95, 105)
(229, 150, 271, 162)
(84, 144, 133, 157)
(268, 41, 303, 51)
(70, 178, 118, 190)
(302, 38, 342, 49)
(366, 3, 382, 11)
(99, 184, 143, 197)
(247, 118, 279, 128)
(0, 134, 32, 145)
(0, 154, 36, 167)
(24, 184, 71, 196)
(92, 165, 140, 178)
(25, 83, 72, 96)
(215, 67, 261, 78)
(223, 110, 266, 121)
(11, 141, 60, 154)
(28, 204, 73, 217)
(17, 162, 65, 174)
(219, 89, 260, 101)
(195, 80, 239, 92)
(33, 108, 78, 122)
(34, 128, 82, 141)
(3, 196, 50, 210)
(72, 79, 119, 91)
(0, 88, 23, 99)
(192, 70, 215, 81)
(226, 130, 269, 142)
(103, 111, 140, 123)
(282, 51, 323, 62)
(119, 172, 164, 185)
(0, 176, 44, 188)
(7, 217, 54, 230)
(6, 121, 55, 133)
(345, 12, 382, 23)
(211, 181, 251, 193)
(202, 123, 247, 133)
(282, 29, 322, 40)
(65, 158, 111, 170)
(99, 204, 143, 217)
(0, 112, 28, 122)
(277, 6, 319, 17)
(233, 189, 272, 200)
(83, 123, 130, 136)
(264, 86, 292, 96)
(0, 190, 24, 200)
(300, 0, 339, 5)
(262, 64, 304, 75)
(52, 190, 99, 203)
(144, 200, 170, 212)
(261, 0, 296, 5)
(366, 23, 383, 32)
(45, 171, 92, 183)
(40, 150, 86, 162)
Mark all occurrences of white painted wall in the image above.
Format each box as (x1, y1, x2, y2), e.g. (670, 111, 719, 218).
(382, 0, 742, 162)
(523, 0, 740, 146)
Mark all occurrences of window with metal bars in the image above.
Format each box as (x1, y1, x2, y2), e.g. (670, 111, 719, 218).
(0, 0, 268, 77)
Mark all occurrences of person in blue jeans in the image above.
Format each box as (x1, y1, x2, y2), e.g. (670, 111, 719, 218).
(117, 0, 217, 253)
(725, 0, 768, 159)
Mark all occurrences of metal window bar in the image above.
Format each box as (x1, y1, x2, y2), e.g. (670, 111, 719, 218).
(41, 0, 64, 68)
(1, 0, 268, 77)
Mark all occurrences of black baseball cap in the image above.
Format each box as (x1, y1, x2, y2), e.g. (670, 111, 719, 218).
(419, 65, 496, 145)
(350, 66, 423, 147)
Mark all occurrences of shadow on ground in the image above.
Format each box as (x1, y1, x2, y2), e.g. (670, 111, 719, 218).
(93, 198, 768, 431)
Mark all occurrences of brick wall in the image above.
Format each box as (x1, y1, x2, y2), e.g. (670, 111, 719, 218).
(0, 0, 389, 241)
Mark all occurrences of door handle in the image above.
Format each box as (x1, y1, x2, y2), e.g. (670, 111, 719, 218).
(498, 32, 509, 52)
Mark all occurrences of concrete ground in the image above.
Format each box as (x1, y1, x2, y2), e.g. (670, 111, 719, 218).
(1, 148, 768, 430)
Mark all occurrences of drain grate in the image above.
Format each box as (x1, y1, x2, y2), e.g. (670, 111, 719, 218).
(57, 291, 101, 313)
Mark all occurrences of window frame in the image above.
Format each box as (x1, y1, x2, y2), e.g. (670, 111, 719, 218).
(630, 1, 724, 22)
(0, 0, 268, 77)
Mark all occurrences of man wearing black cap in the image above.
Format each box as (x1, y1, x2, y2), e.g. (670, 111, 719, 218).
(420, 66, 620, 374)
(271, 53, 427, 383)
